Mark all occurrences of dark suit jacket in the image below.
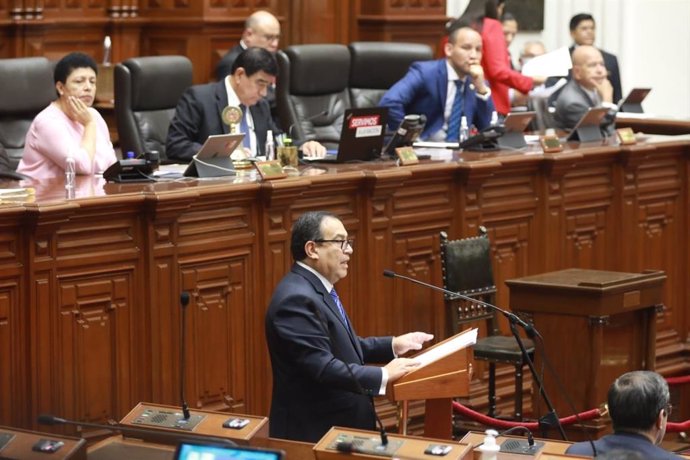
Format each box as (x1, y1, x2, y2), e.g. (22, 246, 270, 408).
(378, 58, 494, 140)
(566, 432, 683, 459)
(554, 79, 616, 135)
(165, 80, 278, 162)
(216, 44, 245, 80)
(265, 263, 394, 442)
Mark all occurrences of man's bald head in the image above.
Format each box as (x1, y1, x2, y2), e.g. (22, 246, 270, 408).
(571, 45, 607, 90)
(243, 10, 281, 53)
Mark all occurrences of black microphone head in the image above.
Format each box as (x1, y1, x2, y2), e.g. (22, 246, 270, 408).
(37, 414, 64, 426)
(382, 269, 396, 278)
(180, 291, 190, 307)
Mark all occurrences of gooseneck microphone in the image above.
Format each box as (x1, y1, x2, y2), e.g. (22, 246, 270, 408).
(308, 302, 389, 448)
(180, 291, 191, 420)
(383, 269, 571, 442)
(382, 269, 537, 338)
(37, 414, 236, 447)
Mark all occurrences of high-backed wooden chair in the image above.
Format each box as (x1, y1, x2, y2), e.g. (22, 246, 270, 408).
(440, 227, 534, 420)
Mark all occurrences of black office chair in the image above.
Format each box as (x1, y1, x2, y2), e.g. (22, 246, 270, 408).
(114, 56, 193, 162)
(0, 57, 55, 170)
(440, 227, 534, 420)
(275, 44, 351, 145)
(348, 42, 433, 109)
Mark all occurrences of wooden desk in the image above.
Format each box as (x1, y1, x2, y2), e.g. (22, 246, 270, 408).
(0, 425, 86, 460)
(1, 135, 689, 437)
(617, 114, 690, 135)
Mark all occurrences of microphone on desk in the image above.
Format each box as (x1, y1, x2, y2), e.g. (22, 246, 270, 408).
(382, 269, 537, 338)
(287, 110, 328, 141)
(37, 414, 236, 447)
(307, 303, 389, 449)
(180, 291, 191, 420)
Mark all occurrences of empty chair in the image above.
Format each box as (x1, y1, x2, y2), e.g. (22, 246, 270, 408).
(348, 42, 433, 109)
(440, 227, 535, 420)
(114, 56, 193, 162)
(275, 44, 351, 144)
(0, 57, 55, 170)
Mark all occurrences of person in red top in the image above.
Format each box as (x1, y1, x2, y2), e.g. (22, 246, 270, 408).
(449, 0, 546, 116)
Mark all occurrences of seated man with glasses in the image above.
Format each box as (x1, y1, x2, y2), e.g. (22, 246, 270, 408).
(566, 370, 682, 459)
(216, 10, 281, 120)
(265, 210, 433, 443)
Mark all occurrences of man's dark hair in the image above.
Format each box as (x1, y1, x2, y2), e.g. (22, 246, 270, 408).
(446, 19, 475, 43)
(608, 371, 669, 433)
(569, 13, 595, 31)
(501, 11, 516, 23)
(290, 211, 336, 261)
(231, 47, 278, 77)
(54, 52, 97, 85)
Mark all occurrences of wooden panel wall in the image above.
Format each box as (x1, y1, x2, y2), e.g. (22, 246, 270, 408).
(0, 0, 447, 81)
(0, 136, 688, 433)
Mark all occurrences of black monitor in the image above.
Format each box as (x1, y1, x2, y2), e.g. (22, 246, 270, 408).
(174, 440, 284, 460)
(384, 114, 426, 156)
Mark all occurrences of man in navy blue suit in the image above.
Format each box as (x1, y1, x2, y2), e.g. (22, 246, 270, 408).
(379, 24, 495, 141)
(566, 371, 683, 459)
(265, 211, 433, 442)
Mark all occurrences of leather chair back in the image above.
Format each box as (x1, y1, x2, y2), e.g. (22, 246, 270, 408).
(0, 57, 55, 170)
(348, 42, 433, 109)
(276, 44, 351, 144)
(114, 56, 193, 161)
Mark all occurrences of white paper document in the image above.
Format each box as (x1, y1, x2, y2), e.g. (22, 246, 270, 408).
(415, 328, 477, 368)
(521, 46, 572, 77)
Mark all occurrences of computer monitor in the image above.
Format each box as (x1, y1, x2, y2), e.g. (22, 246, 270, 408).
(174, 440, 284, 460)
(618, 88, 651, 113)
(565, 107, 610, 142)
(497, 111, 536, 149)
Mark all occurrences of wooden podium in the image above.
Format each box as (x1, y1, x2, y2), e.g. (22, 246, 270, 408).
(505, 268, 665, 432)
(387, 329, 474, 439)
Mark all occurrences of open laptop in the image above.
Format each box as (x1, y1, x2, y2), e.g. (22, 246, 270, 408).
(618, 88, 651, 113)
(174, 440, 284, 460)
(303, 107, 388, 163)
(184, 133, 244, 178)
(497, 111, 536, 149)
(564, 106, 610, 142)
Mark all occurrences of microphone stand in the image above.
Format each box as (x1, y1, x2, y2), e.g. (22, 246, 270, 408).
(180, 292, 191, 420)
(383, 270, 567, 440)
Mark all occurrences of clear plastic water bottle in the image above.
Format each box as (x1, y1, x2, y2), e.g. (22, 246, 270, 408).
(265, 130, 275, 160)
(459, 116, 469, 143)
(490, 111, 499, 126)
(65, 151, 76, 190)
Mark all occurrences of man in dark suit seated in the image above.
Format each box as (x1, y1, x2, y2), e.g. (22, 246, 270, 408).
(378, 24, 495, 141)
(566, 371, 683, 459)
(166, 47, 324, 162)
(265, 210, 433, 442)
(569, 13, 622, 104)
(215, 10, 281, 80)
(554, 45, 617, 135)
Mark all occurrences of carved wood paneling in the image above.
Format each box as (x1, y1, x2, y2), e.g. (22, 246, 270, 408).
(1, 137, 688, 433)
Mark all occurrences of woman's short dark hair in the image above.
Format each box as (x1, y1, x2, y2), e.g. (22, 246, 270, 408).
(290, 211, 336, 261)
(231, 47, 278, 77)
(54, 52, 98, 85)
(608, 371, 669, 433)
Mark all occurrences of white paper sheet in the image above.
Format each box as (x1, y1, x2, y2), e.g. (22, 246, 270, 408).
(415, 328, 478, 368)
(521, 47, 572, 77)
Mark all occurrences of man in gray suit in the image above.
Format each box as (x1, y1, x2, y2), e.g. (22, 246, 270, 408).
(554, 45, 617, 136)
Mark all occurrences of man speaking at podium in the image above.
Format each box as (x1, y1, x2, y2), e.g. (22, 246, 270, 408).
(265, 211, 433, 442)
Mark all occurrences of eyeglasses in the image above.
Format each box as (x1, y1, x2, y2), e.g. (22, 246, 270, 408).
(313, 239, 353, 250)
(261, 33, 281, 42)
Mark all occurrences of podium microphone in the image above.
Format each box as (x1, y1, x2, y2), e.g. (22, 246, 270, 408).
(180, 291, 191, 420)
(382, 269, 537, 338)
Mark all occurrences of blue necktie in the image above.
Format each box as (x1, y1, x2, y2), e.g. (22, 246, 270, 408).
(446, 79, 465, 142)
(329, 288, 349, 325)
(239, 104, 251, 149)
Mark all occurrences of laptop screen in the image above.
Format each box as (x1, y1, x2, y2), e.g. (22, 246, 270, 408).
(336, 107, 388, 162)
(175, 441, 284, 460)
